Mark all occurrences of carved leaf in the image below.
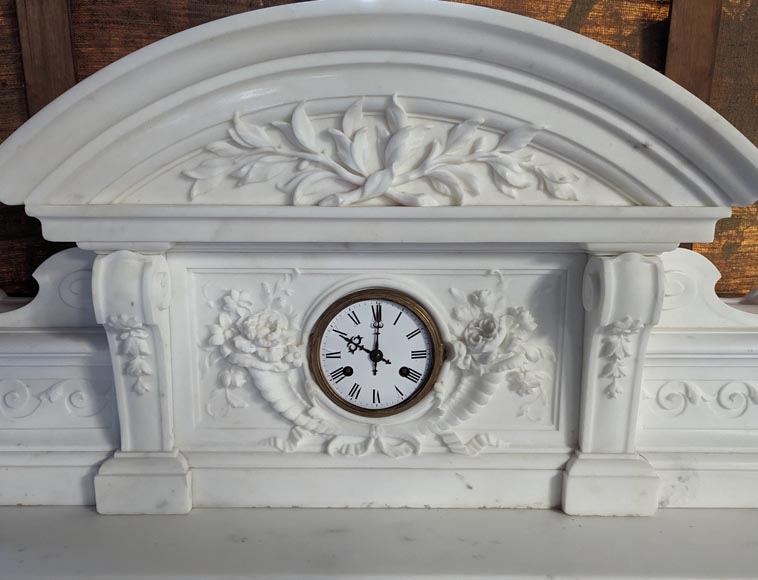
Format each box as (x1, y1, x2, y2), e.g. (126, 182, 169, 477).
(126, 358, 152, 377)
(190, 174, 225, 200)
(536, 165, 580, 201)
(328, 128, 365, 175)
(384, 126, 427, 172)
(489, 158, 531, 189)
(291, 101, 318, 152)
(342, 98, 364, 137)
(206, 140, 246, 158)
(427, 169, 466, 204)
(41, 382, 66, 404)
(445, 119, 483, 155)
(497, 126, 539, 152)
(362, 168, 394, 197)
(233, 156, 291, 185)
(231, 112, 271, 149)
(385, 94, 408, 133)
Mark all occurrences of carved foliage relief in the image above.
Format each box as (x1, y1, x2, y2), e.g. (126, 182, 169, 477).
(185, 95, 581, 207)
(106, 315, 153, 395)
(200, 272, 558, 457)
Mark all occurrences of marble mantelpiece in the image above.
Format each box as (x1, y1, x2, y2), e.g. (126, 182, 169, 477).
(0, 0, 757, 518)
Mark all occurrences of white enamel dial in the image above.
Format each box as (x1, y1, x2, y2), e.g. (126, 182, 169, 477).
(310, 290, 443, 417)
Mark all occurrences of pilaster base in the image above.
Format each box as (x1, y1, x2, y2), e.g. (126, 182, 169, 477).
(562, 453, 660, 516)
(94, 450, 192, 514)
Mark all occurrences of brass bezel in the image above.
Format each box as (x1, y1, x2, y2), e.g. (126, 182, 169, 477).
(308, 288, 445, 418)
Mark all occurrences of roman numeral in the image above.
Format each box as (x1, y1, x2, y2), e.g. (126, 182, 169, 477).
(395, 385, 404, 397)
(372, 389, 381, 404)
(330, 367, 349, 383)
(348, 383, 361, 399)
(393, 311, 402, 325)
(325, 351, 341, 359)
(347, 310, 360, 326)
(372, 303, 382, 322)
(334, 329, 347, 338)
(405, 368, 422, 383)
(406, 328, 421, 340)
(411, 350, 427, 359)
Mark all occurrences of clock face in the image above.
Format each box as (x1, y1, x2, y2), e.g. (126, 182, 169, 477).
(309, 289, 444, 417)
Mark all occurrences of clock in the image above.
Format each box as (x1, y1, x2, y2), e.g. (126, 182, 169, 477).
(308, 288, 445, 417)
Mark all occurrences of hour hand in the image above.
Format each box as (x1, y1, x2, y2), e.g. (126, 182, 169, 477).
(342, 334, 366, 354)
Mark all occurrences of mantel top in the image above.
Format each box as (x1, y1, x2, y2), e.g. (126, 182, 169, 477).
(1, 0, 756, 246)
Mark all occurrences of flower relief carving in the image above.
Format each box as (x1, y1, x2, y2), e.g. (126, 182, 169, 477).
(184, 94, 580, 207)
(0, 378, 113, 420)
(202, 272, 556, 458)
(646, 380, 758, 418)
(106, 315, 153, 395)
(444, 273, 555, 429)
(599, 316, 644, 399)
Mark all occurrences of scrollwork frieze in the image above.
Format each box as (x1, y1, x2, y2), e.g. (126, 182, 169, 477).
(0, 378, 113, 420)
(645, 380, 758, 418)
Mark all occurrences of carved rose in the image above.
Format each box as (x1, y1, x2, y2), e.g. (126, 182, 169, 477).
(463, 313, 507, 354)
(227, 309, 301, 372)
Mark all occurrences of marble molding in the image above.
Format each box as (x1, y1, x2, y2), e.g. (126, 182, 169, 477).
(0, 0, 757, 517)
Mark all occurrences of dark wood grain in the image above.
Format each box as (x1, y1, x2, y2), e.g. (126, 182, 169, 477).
(0, 0, 27, 141)
(452, 0, 671, 71)
(692, 0, 758, 296)
(70, 0, 307, 80)
(665, 0, 722, 101)
(16, 0, 76, 114)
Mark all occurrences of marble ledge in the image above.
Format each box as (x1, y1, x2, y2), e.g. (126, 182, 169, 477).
(1, 506, 757, 579)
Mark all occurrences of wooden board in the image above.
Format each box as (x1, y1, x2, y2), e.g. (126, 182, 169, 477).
(0, 0, 27, 141)
(693, 1, 758, 297)
(665, 0, 722, 102)
(69, 0, 304, 81)
(16, 0, 76, 114)
(452, 0, 671, 71)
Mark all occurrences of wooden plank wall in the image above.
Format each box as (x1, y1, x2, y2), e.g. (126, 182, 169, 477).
(693, 0, 758, 296)
(0, 0, 754, 297)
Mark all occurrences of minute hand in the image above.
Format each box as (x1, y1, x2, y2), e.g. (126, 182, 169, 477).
(371, 304, 383, 375)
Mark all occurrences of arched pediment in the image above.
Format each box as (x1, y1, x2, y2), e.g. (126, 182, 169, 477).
(0, 0, 756, 245)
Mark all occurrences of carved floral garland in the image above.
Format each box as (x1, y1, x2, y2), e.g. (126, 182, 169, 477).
(599, 316, 644, 399)
(106, 315, 153, 395)
(185, 95, 580, 207)
(203, 274, 555, 457)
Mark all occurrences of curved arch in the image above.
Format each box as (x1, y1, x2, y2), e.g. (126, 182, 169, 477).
(0, 0, 756, 245)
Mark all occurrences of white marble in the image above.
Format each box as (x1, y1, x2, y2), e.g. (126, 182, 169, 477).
(0, 0, 756, 518)
(2, 507, 758, 579)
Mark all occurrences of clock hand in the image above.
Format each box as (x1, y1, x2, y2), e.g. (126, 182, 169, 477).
(371, 303, 383, 376)
(339, 334, 391, 365)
